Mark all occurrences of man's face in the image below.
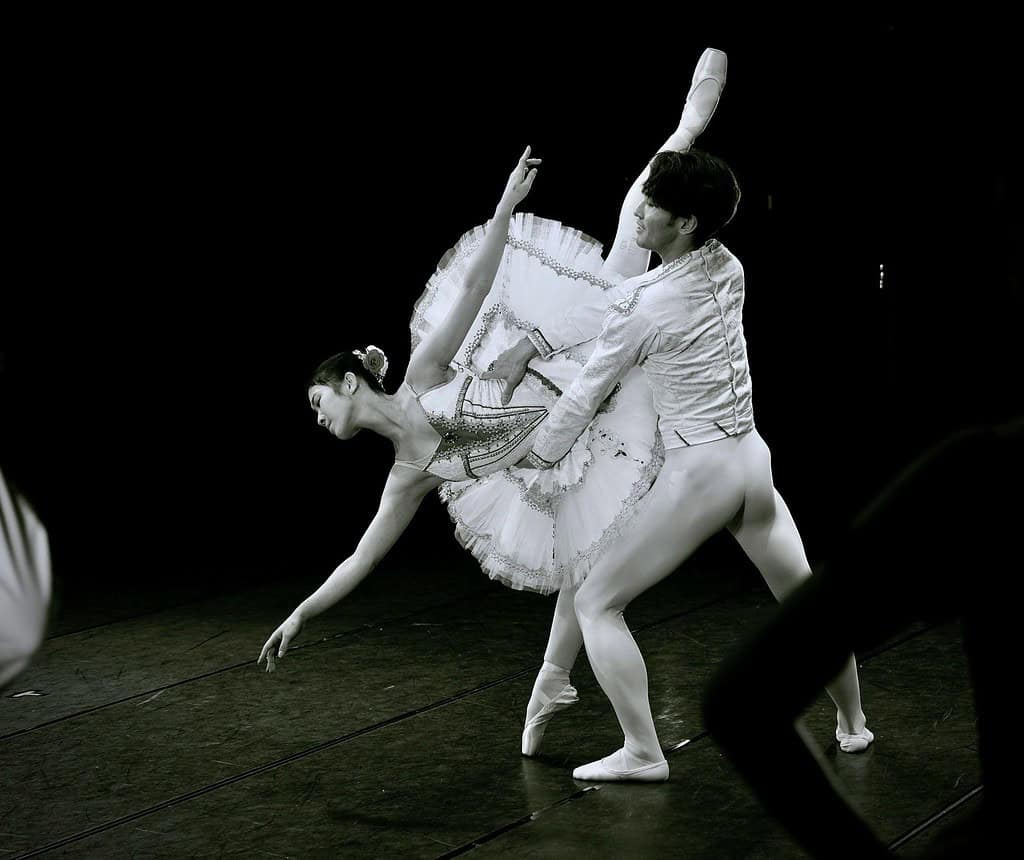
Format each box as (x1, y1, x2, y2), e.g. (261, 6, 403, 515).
(634, 196, 685, 253)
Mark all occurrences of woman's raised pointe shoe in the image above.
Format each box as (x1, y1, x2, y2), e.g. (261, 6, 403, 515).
(677, 47, 729, 148)
(521, 683, 578, 756)
(836, 724, 875, 753)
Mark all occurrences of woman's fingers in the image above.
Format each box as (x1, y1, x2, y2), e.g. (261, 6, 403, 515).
(258, 629, 283, 667)
(278, 630, 293, 659)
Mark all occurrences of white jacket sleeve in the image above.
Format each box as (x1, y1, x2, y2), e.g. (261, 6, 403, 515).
(528, 295, 658, 467)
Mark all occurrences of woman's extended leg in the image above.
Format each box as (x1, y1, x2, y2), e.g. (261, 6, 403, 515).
(600, 47, 728, 281)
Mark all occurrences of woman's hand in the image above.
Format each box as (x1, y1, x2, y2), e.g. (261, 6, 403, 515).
(257, 612, 304, 673)
(498, 146, 541, 212)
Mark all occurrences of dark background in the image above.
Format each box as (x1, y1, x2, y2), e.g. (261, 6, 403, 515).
(1, 21, 1018, 612)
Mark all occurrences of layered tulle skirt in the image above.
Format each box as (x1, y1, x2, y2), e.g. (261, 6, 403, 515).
(410, 213, 663, 595)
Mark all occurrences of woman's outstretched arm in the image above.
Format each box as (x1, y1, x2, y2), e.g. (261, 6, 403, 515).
(257, 465, 442, 671)
(406, 147, 540, 386)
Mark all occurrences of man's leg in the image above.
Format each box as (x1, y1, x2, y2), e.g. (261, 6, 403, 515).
(572, 448, 747, 779)
(727, 432, 869, 745)
(703, 569, 892, 860)
(704, 422, 1023, 857)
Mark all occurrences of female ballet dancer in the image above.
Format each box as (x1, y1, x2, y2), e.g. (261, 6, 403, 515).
(258, 50, 730, 760)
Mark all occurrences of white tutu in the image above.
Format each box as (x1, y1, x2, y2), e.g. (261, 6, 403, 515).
(410, 213, 663, 595)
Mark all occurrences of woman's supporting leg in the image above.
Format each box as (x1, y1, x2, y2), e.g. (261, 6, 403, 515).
(522, 584, 583, 755)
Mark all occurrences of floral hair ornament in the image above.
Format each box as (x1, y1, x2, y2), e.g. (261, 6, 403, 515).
(353, 345, 389, 387)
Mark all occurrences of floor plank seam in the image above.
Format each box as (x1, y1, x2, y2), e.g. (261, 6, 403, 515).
(8, 599, 959, 856)
(887, 784, 984, 852)
(1, 590, 493, 742)
(435, 786, 601, 859)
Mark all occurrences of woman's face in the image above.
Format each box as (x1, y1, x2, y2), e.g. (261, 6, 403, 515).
(308, 382, 359, 439)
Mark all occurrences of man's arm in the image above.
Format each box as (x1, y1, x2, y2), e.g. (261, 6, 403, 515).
(525, 298, 658, 468)
(481, 280, 635, 404)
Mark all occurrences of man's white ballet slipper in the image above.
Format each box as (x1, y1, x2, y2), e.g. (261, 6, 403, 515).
(571, 753, 670, 782)
(836, 725, 875, 753)
(521, 683, 578, 757)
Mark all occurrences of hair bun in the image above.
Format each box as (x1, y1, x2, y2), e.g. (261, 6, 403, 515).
(357, 345, 389, 384)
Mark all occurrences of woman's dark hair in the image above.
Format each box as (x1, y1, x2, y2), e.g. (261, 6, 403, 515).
(309, 351, 386, 394)
(642, 148, 741, 245)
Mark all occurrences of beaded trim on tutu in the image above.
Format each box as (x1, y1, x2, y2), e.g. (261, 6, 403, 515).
(409, 213, 663, 595)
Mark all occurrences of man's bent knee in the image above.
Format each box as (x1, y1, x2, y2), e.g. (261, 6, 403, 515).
(574, 581, 622, 626)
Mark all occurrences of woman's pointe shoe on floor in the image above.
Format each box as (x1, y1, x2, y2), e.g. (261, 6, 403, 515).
(836, 723, 875, 753)
(521, 683, 578, 756)
(571, 748, 670, 782)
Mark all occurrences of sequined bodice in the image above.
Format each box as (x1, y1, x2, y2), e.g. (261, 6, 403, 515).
(396, 370, 549, 482)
